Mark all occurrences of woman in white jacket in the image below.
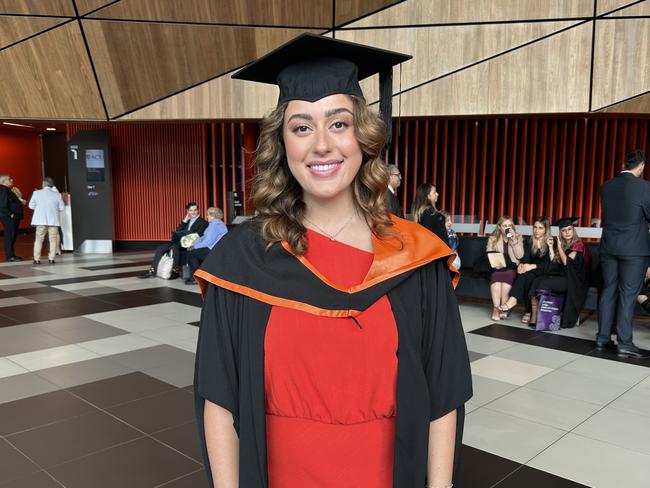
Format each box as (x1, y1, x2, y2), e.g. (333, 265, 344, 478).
(28, 177, 65, 264)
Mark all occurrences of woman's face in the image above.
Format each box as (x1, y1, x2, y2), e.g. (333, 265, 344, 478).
(445, 217, 452, 230)
(283, 94, 362, 205)
(499, 220, 513, 234)
(428, 186, 439, 205)
(533, 221, 546, 239)
(560, 226, 574, 241)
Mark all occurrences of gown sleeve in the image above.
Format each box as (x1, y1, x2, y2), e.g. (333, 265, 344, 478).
(422, 259, 473, 420)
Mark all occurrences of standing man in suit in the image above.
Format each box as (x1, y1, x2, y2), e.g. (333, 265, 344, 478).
(386, 164, 404, 217)
(597, 150, 650, 358)
(140, 201, 209, 279)
(0, 174, 24, 261)
(29, 177, 65, 264)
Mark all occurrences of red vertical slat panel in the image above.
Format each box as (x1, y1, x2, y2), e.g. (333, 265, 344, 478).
(230, 122, 237, 192)
(565, 120, 578, 218)
(555, 120, 568, 222)
(537, 120, 548, 219)
(459, 120, 469, 221)
(211, 123, 219, 208)
(517, 119, 528, 222)
(468, 120, 478, 223)
(412, 120, 420, 198)
(422, 120, 429, 184)
(488, 119, 499, 222)
(449, 121, 459, 215)
(527, 120, 538, 222)
(478, 120, 488, 224)
(432, 120, 439, 189)
(441, 121, 449, 210)
(220, 124, 228, 223)
(402, 121, 409, 214)
(575, 119, 589, 222)
(498, 119, 509, 218)
(508, 119, 518, 220)
(594, 121, 608, 221)
(607, 119, 618, 182)
(546, 121, 558, 222)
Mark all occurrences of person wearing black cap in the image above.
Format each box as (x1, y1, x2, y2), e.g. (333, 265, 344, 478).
(193, 34, 471, 488)
(597, 149, 650, 358)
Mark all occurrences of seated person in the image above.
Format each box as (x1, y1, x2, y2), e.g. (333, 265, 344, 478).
(638, 267, 650, 315)
(486, 216, 525, 321)
(185, 207, 228, 285)
(526, 217, 590, 328)
(140, 201, 208, 279)
(500, 217, 552, 325)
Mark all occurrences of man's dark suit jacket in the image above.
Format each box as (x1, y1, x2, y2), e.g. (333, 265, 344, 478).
(176, 217, 209, 237)
(386, 188, 404, 218)
(600, 172, 650, 256)
(0, 186, 11, 218)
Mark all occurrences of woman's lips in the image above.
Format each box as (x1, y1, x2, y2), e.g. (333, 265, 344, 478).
(306, 160, 342, 176)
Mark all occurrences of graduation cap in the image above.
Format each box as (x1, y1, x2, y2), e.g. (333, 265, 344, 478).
(232, 33, 412, 146)
(553, 217, 580, 228)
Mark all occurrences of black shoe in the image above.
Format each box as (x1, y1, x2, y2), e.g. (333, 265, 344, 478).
(185, 278, 197, 285)
(139, 269, 155, 279)
(32, 259, 41, 265)
(595, 340, 615, 350)
(7, 256, 22, 262)
(616, 345, 650, 359)
(48, 259, 55, 264)
(642, 300, 650, 315)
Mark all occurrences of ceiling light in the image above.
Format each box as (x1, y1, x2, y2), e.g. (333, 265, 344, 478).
(3, 122, 35, 129)
(46, 128, 56, 131)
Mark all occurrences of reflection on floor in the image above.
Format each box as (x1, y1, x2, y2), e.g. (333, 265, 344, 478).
(0, 248, 648, 487)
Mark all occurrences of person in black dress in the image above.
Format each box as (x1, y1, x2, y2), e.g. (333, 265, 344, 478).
(500, 217, 551, 324)
(411, 182, 448, 244)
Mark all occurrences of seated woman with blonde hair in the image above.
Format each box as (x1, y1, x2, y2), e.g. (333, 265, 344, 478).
(486, 216, 524, 321)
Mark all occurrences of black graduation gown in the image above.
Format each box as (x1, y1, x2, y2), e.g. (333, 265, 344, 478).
(561, 249, 589, 328)
(194, 217, 473, 488)
(419, 208, 448, 246)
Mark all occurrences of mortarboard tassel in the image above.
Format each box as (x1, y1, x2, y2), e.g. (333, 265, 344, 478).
(379, 68, 393, 148)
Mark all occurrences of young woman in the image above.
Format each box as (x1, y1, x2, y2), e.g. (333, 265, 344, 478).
(486, 216, 525, 321)
(411, 182, 448, 244)
(193, 34, 472, 488)
(526, 218, 590, 327)
(500, 217, 552, 324)
(440, 210, 460, 270)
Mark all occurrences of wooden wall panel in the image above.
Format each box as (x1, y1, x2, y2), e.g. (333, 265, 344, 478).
(338, 22, 578, 103)
(0, 0, 74, 16)
(0, 23, 105, 119)
(335, 0, 402, 26)
(0, 16, 65, 49)
(83, 21, 317, 118)
(600, 91, 650, 112)
(606, 0, 650, 16)
(90, 0, 332, 27)
(597, 0, 639, 15)
(75, 0, 115, 16)
(592, 19, 650, 110)
(346, 0, 593, 28)
(118, 72, 279, 120)
(398, 23, 591, 116)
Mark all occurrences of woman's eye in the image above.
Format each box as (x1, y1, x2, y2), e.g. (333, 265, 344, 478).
(331, 121, 348, 129)
(292, 125, 310, 133)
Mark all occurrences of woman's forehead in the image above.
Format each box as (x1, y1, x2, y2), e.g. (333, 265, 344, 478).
(285, 94, 353, 117)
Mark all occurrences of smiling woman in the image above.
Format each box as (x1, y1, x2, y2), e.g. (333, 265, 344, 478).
(193, 33, 472, 488)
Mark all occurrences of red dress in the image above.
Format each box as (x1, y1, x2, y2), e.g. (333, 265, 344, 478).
(265, 229, 398, 488)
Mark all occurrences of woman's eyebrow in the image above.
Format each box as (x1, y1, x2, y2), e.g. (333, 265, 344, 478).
(325, 107, 353, 117)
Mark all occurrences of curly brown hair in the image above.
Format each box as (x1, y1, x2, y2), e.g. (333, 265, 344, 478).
(251, 95, 393, 254)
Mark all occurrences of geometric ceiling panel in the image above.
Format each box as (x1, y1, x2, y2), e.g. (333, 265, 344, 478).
(338, 21, 580, 103)
(89, 0, 332, 27)
(118, 71, 280, 120)
(83, 20, 321, 118)
(75, 0, 116, 16)
(0, 16, 66, 49)
(345, 0, 593, 28)
(335, 0, 402, 26)
(0, 23, 105, 119)
(599, 90, 650, 112)
(591, 18, 650, 110)
(0, 0, 74, 16)
(606, 0, 650, 16)
(597, 0, 640, 15)
(396, 22, 592, 116)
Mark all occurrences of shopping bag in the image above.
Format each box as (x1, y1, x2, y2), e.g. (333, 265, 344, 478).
(535, 290, 565, 332)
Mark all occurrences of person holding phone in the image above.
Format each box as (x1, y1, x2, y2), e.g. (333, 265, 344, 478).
(486, 216, 524, 321)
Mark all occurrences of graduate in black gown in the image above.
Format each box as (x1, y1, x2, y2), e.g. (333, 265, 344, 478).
(411, 182, 448, 245)
(526, 217, 590, 328)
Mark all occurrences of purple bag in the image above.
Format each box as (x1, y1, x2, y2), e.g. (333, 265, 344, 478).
(535, 290, 565, 331)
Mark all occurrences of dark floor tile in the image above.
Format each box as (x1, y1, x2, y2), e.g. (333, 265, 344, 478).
(0, 390, 94, 436)
(493, 465, 589, 487)
(68, 372, 175, 409)
(0, 313, 21, 328)
(48, 437, 200, 488)
(0, 272, 15, 280)
(470, 324, 540, 343)
(456, 445, 521, 488)
(527, 332, 600, 355)
(27, 291, 85, 303)
(157, 469, 208, 488)
(7, 410, 142, 468)
(138, 287, 202, 307)
(107, 389, 195, 434)
(0, 438, 39, 485)
(0, 297, 117, 324)
(81, 261, 151, 271)
(89, 291, 170, 308)
(152, 421, 202, 463)
(41, 271, 144, 286)
(468, 351, 487, 362)
(0, 470, 63, 488)
(587, 344, 650, 367)
(183, 385, 194, 393)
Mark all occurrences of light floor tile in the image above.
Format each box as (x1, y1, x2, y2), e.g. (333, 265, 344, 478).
(526, 369, 631, 405)
(34, 357, 135, 389)
(52, 281, 110, 291)
(173, 340, 198, 353)
(464, 407, 565, 464)
(465, 401, 479, 414)
(0, 282, 47, 291)
(0, 358, 28, 379)
(0, 296, 36, 307)
(0, 373, 59, 404)
(609, 384, 650, 418)
(464, 334, 518, 355)
(573, 406, 650, 456)
(7, 345, 100, 372)
(494, 343, 581, 369)
(471, 356, 552, 386)
(485, 387, 602, 431)
(77, 334, 161, 356)
(132, 303, 201, 323)
(528, 433, 650, 488)
(470, 375, 519, 407)
(110, 281, 170, 291)
(559, 355, 650, 387)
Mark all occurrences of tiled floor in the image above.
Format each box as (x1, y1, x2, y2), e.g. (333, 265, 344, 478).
(0, 245, 649, 487)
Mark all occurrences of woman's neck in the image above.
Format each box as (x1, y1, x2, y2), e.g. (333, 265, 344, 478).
(303, 191, 357, 226)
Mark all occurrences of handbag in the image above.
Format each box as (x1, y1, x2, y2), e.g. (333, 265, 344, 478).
(156, 248, 176, 279)
(535, 289, 565, 331)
